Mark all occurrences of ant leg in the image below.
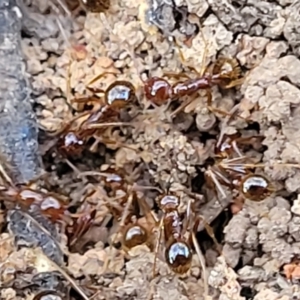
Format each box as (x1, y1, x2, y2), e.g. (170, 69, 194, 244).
(169, 94, 198, 118)
(206, 93, 245, 129)
(87, 71, 120, 86)
(85, 87, 106, 94)
(103, 192, 134, 273)
(71, 95, 104, 106)
(182, 196, 192, 235)
(198, 27, 210, 77)
(195, 215, 222, 255)
(224, 77, 244, 89)
(0, 162, 14, 186)
(206, 89, 237, 118)
(44, 111, 90, 138)
(206, 90, 247, 121)
(191, 232, 209, 298)
(184, 199, 209, 298)
(133, 194, 161, 278)
(86, 121, 135, 130)
(204, 169, 228, 202)
(92, 136, 139, 153)
(152, 217, 164, 279)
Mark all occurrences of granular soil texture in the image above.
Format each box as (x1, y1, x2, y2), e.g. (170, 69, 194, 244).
(1, 0, 300, 299)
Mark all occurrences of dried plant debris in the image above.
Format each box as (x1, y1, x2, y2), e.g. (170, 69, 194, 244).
(2, 0, 300, 299)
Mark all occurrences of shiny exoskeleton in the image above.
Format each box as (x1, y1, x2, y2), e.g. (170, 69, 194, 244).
(240, 174, 272, 202)
(58, 80, 136, 156)
(2, 185, 69, 222)
(205, 134, 273, 202)
(80, 0, 110, 12)
(157, 194, 192, 274)
(144, 58, 242, 106)
(99, 169, 150, 250)
(1, 180, 97, 248)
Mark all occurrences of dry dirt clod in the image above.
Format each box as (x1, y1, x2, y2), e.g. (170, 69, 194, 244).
(4, 0, 300, 299)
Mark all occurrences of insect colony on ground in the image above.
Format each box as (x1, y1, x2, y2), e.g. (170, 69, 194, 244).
(3, 0, 300, 286)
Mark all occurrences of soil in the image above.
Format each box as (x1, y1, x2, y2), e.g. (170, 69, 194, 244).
(1, 0, 300, 299)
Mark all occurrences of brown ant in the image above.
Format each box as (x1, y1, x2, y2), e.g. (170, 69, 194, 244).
(154, 192, 195, 274)
(1, 183, 70, 223)
(0, 168, 97, 247)
(141, 29, 244, 120)
(81, 167, 156, 253)
(204, 132, 275, 206)
(54, 74, 137, 157)
(99, 168, 210, 278)
(144, 58, 242, 107)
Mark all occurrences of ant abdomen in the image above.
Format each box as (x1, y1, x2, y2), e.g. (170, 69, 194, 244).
(105, 81, 136, 108)
(165, 239, 193, 274)
(240, 174, 273, 201)
(122, 224, 148, 249)
(143, 77, 173, 106)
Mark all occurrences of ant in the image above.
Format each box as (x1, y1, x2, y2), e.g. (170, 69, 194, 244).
(97, 167, 210, 279)
(0, 167, 97, 248)
(84, 166, 156, 252)
(154, 192, 195, 274)
(144, 57, 242, 108)
(204, 132, 276, 208)
(54, 74, 137, 157)
(141, 29, 244, 120)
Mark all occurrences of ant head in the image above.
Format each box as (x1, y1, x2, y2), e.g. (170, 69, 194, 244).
(122, 224, 148, 249)
(105, 80, 136, 109)
(165, 239, 192, 275)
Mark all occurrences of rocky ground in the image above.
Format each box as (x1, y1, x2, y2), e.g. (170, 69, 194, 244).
(1, 0, 300, 299)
